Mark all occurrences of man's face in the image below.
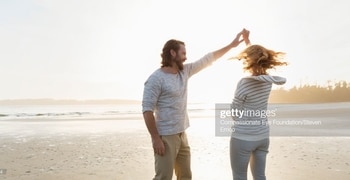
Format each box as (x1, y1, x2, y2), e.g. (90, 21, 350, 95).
(174, 44, 187, 70)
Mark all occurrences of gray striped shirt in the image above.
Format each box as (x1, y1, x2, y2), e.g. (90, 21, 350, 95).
(231, 75, 286, 141)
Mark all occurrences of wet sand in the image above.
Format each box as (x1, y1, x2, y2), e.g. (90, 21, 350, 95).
(0, 118, 349, 180)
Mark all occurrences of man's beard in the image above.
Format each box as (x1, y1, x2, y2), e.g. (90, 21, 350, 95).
(174, 55, 184, 70)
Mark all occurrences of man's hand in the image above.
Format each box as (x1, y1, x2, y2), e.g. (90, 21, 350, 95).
(143, 111, 165, 156)
(212, 28, 250, 60)
(229, 29, 245, 48)
(152, 135, 165, 156)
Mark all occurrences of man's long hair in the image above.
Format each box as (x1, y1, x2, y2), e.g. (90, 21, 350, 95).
(161, 39, 185, 67)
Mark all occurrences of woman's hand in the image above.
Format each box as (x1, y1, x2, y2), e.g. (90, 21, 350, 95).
(242, 28, 251, 46)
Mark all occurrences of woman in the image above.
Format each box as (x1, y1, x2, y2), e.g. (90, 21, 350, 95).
(229, 36, 288, 180)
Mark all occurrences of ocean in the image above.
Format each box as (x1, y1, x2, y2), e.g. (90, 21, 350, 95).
(0, 102, 217, 121)
(1, 102, 350, 120)
(1, 102, 350, 137)
(0, 103, 140, 120)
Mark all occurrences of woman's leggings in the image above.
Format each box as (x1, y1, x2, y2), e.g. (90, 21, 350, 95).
(230, 137, 269, 180)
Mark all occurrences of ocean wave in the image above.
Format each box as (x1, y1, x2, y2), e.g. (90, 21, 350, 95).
(0, 111, 140, 120)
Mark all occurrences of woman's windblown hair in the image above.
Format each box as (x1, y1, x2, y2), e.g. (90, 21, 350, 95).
(236, 44, 288, 75)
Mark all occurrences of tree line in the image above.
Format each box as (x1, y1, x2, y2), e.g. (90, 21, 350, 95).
(269, 80, 350, 103)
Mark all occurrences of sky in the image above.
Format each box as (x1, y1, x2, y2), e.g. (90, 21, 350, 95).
(1, 0, 350, 103)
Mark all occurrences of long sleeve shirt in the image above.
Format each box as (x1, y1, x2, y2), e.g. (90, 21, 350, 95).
(231, 75, 286, 141)
(142, 53, 215, 135)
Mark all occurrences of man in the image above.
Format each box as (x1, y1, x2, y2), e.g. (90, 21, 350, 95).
(142, 29, 250, 180)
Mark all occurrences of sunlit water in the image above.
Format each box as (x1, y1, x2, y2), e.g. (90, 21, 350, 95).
(0, 102, 350, 179)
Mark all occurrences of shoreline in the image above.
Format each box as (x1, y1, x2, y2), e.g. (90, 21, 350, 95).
(0, 129, 349, 180)
(1, 104, 350, 179)
(0, 118, 350, 179)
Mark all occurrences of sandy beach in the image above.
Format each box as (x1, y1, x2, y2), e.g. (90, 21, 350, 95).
(1, 103, 350, 180)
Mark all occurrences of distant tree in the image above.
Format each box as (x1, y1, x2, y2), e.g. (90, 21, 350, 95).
(269, 80, 350, 103)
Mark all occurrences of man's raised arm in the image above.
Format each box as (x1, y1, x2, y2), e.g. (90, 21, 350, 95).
(212, 28, 250, 60)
